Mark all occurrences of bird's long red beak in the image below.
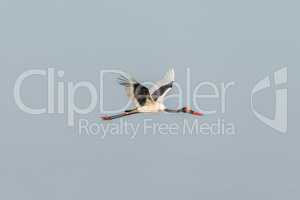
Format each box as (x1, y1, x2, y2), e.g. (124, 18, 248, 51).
(191, 111, 203, 116)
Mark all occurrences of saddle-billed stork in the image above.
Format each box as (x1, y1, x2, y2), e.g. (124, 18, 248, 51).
(101, 69, 203, 120)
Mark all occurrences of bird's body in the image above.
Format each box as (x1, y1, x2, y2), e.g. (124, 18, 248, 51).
(137, 101, 166, 113)
(101, 68, 202, 120)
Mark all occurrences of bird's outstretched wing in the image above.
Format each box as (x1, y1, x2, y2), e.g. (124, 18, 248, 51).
(118, 73, 152, 106)
(150, 68, 175, 102)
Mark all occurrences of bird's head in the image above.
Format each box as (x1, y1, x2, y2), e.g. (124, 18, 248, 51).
(181, 107, 203, 116)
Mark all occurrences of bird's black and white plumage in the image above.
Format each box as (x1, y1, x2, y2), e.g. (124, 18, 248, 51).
(118, 69, 174, 111)
(101, 69, 202, 120)
(150, 68, 175, 102)
(118, 74, 152, 107)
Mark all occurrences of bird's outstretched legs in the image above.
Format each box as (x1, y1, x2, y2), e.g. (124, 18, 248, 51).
(165, 107, 203, 116)
(101, 109, 140, 120)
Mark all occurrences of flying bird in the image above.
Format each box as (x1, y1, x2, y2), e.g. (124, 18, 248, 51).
(101, 69, 203, 120)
